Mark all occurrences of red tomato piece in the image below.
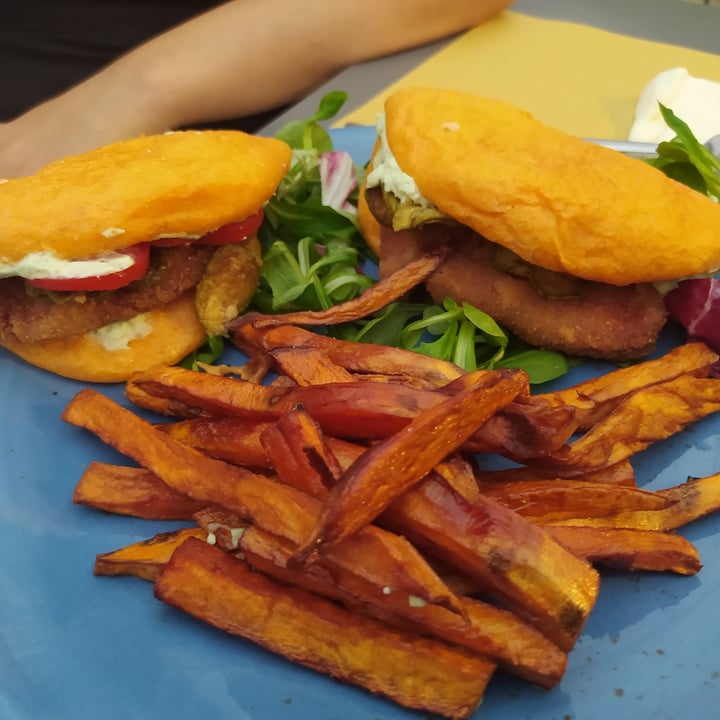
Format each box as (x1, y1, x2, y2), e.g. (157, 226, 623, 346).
(198, 210, 265, 245)
(153, 210, 264, 247)
(24, 210, 263, 292)
(28, 243, 150, 292)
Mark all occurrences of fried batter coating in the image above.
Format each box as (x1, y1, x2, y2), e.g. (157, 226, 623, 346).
(378, 225, 667, 362)
(0, 245, 215, 344)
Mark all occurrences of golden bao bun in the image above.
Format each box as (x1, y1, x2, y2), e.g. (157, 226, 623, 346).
(382, 88, 720, 285)
(0, 130, 292, 264)
(0, 292, 207, 383)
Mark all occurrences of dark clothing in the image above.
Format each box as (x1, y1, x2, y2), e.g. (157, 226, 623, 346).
(0, 0, 281, 132)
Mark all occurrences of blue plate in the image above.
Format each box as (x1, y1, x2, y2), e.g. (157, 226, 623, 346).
(2, 125, 719, 720)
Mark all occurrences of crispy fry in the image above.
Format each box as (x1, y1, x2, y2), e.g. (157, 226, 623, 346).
(73, 462, 205, 519)
(384, 475, 600, 651)
(124, 379, 204, 418)
(269, 346, 356, 385)
(474, 460, 637, 487)
(544, 525, 701, 575)
(295, 369, 528, 557)
(74, 463, 200, 519)
(197, 505, 447, 612)
(129, 365, 581, 461)
(127, 366, 298, 419)
(479, 479, 672, 523)
(94, 527, 205, 581)
(262, 361, 486, 506)
(659, 471, 720, 514)
(128, 365, 440, 436)
(162, 413, 364, 474)
(250, 408, 570, 680)
(232, 323, 465, 389)
(62, 389, 465, 613)
(229, 249, 448, 332)
(261, 408, 343, 497)
(155, 538, 494, 720)
(550, 472, 720, 532)
(236, 524, 567, 688)
(532, 375, 720, 476)
(434, 454, 481, 504)
(537, 341, 719, 430)
(158, 416, 272, 468)
(464, 396, 579, 458)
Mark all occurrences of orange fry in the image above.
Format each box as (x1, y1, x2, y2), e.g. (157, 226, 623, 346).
(232, 323, 465, 389)
(252, 404, 566, 687)
(550, 472, 720, 532)
(94, 527, 205, 581)
(479, 478, 672, 523)
(73, 462, 205, 519)
(537, 341, 719, 430)
(260, 408, 342, 497)
(230, 249, 448, 332)
(531, 375, 720, 476)
(155, 538, 494, 720)
(127, 366, 298, 419)
(384, 475, 600, 651)
(464, 396, 579, 458)
(296, 369, 528, 556)
(163, 413, 364, 475)
(235, 524, 567, 688)
(269, 346, 356, 385)
(127, 366, 433, 437)
(474, 460, 637, 487)
(63, 389, 464, 613)
(158, 416, 273, 468)
(129, 365, 579, 461)
(545, 526, 702, 575)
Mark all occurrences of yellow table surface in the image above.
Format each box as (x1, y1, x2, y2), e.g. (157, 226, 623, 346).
(336, 11, 720, 139)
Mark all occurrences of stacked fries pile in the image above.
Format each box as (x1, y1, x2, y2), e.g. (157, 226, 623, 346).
(63, 254, 720, 719)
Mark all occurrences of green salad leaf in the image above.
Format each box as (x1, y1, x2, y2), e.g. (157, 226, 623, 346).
(253, 91, 375, 315)
(646, 104, 720, 200)
(178, 334, 225, 370)
(273, 90, 349, 153)
(339, 297, 570, 384)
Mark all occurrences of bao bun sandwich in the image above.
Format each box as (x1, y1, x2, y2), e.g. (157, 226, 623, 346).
(359, 88, 720, 361)
(0, 130, 291, 382)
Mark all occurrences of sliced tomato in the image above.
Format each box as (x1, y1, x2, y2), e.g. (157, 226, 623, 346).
(28, 243, 150, 292)
(200, 210, 264, 245)
(153, 210, 264, 247)
(25, 210, 263, 293)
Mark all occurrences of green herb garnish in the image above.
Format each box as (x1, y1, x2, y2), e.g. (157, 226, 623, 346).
(338, 297, 570, 384)
(179, 334, 224, 371)
(646, 104, 720, 200)
(254, 91, 374, 314)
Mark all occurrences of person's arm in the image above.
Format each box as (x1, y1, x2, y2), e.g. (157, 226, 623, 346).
(0, 0, 513, 177)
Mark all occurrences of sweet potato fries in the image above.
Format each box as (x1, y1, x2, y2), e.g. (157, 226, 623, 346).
(61, 257, 720, 718)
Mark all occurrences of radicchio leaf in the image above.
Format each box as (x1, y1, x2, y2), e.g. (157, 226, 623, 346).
(665, 278, 720, 354)
(319, 151, 357, 214)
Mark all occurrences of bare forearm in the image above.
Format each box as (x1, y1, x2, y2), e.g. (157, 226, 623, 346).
(108, 0, 515, 129)
(0, 0, 513, 177)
